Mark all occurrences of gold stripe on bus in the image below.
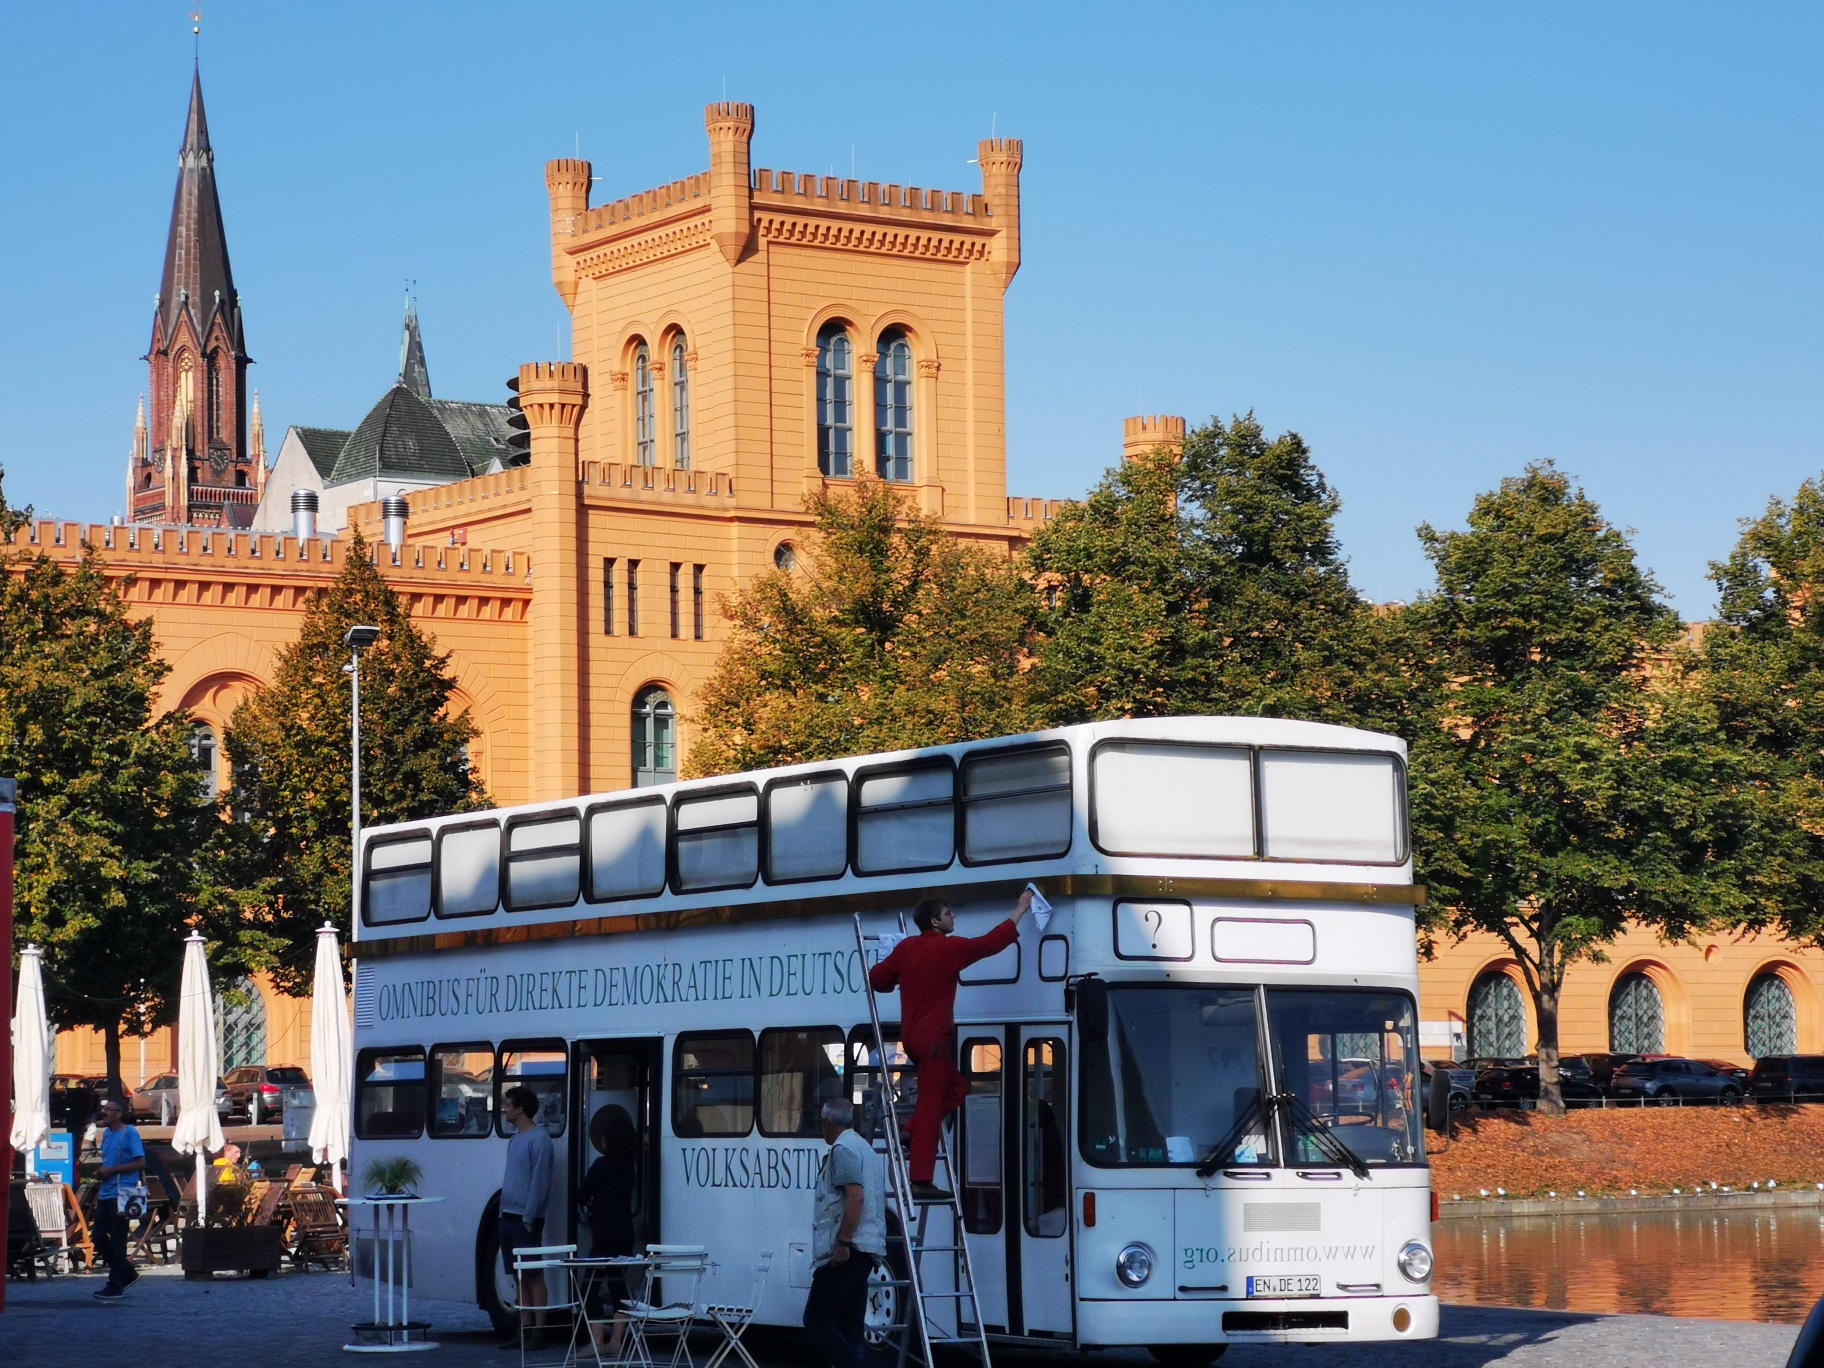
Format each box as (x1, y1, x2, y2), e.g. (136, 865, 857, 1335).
(352, 875, 1425, 960)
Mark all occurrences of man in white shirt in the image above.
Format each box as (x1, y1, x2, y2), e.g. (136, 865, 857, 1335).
(803, 1098, 886, 1368)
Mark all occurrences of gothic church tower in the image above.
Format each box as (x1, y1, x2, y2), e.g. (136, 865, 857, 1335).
(131, 67, 254, 526)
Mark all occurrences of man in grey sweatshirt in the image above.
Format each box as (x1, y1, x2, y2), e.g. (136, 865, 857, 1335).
(499, 1084, 555, 1348)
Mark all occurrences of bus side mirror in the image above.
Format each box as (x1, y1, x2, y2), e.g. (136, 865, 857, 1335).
(1073, 976, 1108, 1045)
(1425, 1065, 1452, 1133)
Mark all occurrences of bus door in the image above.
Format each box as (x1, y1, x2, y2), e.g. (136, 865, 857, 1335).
(956, 1034, 1008, 1333)
(573, 1039, 662, 1256)
(1017, 1028, 1073, 1337)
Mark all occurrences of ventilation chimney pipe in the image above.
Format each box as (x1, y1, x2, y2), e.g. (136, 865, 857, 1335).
(382, 495, 410, 549)
(290, 489, 319, 541)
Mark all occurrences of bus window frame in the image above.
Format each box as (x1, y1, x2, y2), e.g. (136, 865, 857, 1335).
(355, 1044, 427, 1140)
(957, 742, 1073, 868)
(501, 809, 584, 913)
(672, 1029, 757, 1139)
(1022, 1036, 1069, 1238)
(760, 771, 851, 885)
(1254, 743, 1410, 866)
(361, 830, 434, 928)
(1087, 738, 1257, 862)
(958, 1035, 1004, 1235)
(427, 1040, 497, 1139)
(849, 756, 958, 877)
(755, 1025, 845, 1139)
(669, 783, 763, 895)
(581, 793, 669, 905)
(495, 1036, 569, 1139)
(433, 817, 503, 919)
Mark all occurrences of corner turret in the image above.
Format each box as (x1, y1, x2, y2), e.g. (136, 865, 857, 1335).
(1122, 414, 1186, 464)
(705, 102, 755, 265)
(977, 137, 1023, 291)
(545, 158, 593, 308)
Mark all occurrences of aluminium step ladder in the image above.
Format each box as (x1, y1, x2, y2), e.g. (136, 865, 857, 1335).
(853, 912, 993, 1368)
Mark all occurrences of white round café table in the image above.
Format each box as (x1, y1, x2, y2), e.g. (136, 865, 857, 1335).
(340, 1195, 444, 1353)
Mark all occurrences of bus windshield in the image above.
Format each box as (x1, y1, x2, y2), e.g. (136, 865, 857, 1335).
(1080, 984, 1423, 1169)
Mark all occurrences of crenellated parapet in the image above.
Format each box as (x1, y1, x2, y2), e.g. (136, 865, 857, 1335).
(1121, 414, 1187, 463)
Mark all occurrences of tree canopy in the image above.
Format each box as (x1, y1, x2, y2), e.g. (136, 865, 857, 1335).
(226, 530, 485, 992)
(685, 476, 1037, 776)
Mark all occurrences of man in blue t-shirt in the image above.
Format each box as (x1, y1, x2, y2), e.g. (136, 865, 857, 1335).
(93, 1097, 146, 1300)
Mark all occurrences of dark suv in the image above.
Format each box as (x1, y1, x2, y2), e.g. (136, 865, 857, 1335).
(1749, 1056, 1824, 1103)
(222, 1065, 311, 1120)
(1471, 1058, 1604, 1107)
(1610, 1057, 1742, 1105)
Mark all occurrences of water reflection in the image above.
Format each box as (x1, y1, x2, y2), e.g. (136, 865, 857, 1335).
(1435, 1208, 1824, 1324)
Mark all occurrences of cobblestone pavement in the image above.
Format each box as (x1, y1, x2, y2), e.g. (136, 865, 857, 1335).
(0, 1267, 1801, 1367)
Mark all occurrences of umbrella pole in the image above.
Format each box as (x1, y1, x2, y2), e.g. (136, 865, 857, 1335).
(196, 1152, 207, 1226)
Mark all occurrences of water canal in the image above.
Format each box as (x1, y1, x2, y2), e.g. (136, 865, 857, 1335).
(1435, 1206, 1824, 1323)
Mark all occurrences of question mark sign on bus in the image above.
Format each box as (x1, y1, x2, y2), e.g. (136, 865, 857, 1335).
(1143, 906, 1163, 949)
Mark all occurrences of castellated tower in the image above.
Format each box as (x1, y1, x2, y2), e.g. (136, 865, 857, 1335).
(1122, 414, 1187, 463)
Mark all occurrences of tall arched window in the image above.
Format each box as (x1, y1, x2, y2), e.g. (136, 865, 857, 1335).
(875, 330, 914, 482)
(671, 337, 691, 471)
(634, 344, 656, 467)
(1745, 973, 1798, 1058)
(215, 976, 267, 1072)
(1609, 972, 1665, 1055)
(816, 323, 853, 477)
(189, 723, 220, 801)
(207, 357, 223, 440)
(632, 686, 676, 788)
(1466, 972, 1525, 1061)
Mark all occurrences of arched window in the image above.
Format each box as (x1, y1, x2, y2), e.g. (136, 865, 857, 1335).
(631, 687, 676, 788)
(1609, 972, 1665, 1055)
(189, 724, 220, 801)
(1745, 973, 1798, 1058)
(215, 976, 267, 1072)
(671, 337, 691, 471)
(634, 344, 656, 467)
(1466, 972, 1525, 1061)
(816, 323, 853, 478)
(207, 357, 223, 439)
(875, 330, 914, 482)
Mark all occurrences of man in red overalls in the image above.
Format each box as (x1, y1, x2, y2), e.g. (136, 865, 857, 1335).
(868, 888, 1032, 1200)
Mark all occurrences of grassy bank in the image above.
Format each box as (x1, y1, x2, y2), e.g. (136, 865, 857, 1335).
(1429, 1105, 1824, 1201)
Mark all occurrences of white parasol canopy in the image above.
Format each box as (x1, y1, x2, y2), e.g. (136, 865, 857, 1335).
(172, 932, 223, 1218)
(306, 923, 352, 1186)
(9, 943, 51, 1169)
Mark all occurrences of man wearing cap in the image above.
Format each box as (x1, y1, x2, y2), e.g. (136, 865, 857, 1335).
(91, 1097, 146, 1300)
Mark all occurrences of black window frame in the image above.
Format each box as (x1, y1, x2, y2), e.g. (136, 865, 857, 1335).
(496, 1036, 569, 1139)
(756, 1025, 846, 1139)
(581, 793, 670, 904)
(670, 782, 762, 895)
(362, 830, 435, 927)
(672, 1029, 757, 1139)
(850, 756, 957, 877)
(501, 809, 584, 913)
(603, 558, 616, 635)
(432, 817, 502, 919)
(1255, 743, 1411, 866)
(428, 1041, 497, 1140)
(761, 770, 851, 885)
(354, 1045, 427, 1140)
(669, 562, 682, 639)
(627, 559, 641, 635)
(692, 565, 705, 640)
(958, 742, 1073, 867)
(1087, 738, 1258, 860)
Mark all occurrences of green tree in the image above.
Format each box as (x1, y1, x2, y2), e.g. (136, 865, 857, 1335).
(0, 466, 239, 1090)
(226, 530, 485, 992)
(1026, 414, 1384, 725)
(686, 476, 1038, 776)
(1403, 463, 1762, 1113)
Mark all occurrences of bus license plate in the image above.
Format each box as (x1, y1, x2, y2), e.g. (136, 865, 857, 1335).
(1247, 1274, 1320, 1298)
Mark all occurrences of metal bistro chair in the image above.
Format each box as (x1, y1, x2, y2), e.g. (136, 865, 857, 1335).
(700, 1248, 772, 1368)
(620, 1244, 710, 1368)
(510, 1242, 581, 1367)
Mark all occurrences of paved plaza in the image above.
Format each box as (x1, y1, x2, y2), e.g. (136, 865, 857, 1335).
(0, 1265, 1801, 1367)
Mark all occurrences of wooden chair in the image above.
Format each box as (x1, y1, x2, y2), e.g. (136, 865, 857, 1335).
(249, 1179, 286, 1227)
(129, 1170, 184, 1265)
(25, 1183, 94, 1273)
(290, 1166, 318, 1189)
(7, 1183, 51, 1279)
(287, 1186, 347, 1271)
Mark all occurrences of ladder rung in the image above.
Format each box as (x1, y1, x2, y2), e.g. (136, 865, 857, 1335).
(914, 1290, 980, 1300)
(909, 1244, 966, 1255)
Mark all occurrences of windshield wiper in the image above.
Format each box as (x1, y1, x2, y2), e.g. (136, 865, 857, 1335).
(1194, 1091, 1372, 1180)
(1194, 1092, 1268, 1178)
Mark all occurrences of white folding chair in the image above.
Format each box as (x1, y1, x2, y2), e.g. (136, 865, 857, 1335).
(511, 1242, 580, 1367)
(701, 1249, 772, 1368)
(620, 1244, 710, 1368)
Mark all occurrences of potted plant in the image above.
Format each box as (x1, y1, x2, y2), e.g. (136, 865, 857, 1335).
(180, 1166, 286, 1279)
(362, 1156, 424, 1198)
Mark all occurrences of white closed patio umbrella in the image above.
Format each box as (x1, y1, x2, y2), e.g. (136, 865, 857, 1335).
(172, 931, 224, 1222)
(306, 923, 352, 1193)
(9, 944, 51, 1176)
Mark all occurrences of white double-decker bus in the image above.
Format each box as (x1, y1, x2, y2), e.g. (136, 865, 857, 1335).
(349, 716, 1438, 1362)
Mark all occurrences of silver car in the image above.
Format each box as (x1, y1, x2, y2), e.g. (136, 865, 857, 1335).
(137, 1073, 234, 1124)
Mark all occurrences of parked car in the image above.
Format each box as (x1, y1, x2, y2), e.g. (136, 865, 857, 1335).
(48, 1075, 96, 1134)
(1421, 1060, 1475, 1111)
(80, 1075, 139, 1118)
(135, 1073, 233, 1123)
(222, 1064, 310, 1120)
(1609, 1057, 1742, 1105)
(1700, 1059, 1752, 1088)
(1566, 1052, 1640, 1095)
(1471, 1059, 1605, 1108)
(1749, 1055, 1824, 1103)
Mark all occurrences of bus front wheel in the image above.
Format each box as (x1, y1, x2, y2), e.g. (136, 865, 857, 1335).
(1147, 1346, 1227, 1367)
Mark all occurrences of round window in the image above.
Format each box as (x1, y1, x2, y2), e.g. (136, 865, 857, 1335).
(774, 542, 797, 571)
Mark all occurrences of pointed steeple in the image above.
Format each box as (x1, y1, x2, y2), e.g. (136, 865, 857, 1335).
(157, 66, 241, 352)
(398, 296, 431, 399)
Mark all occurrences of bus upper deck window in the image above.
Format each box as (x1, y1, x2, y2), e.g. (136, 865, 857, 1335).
(364, 835, 433, 925)
(673, 789, 760, 892)
(1091, 742, 1254, 859)
(961, 745, 1071, 865)
(585, 798, 667, 902)
(505, 812, 582, 911)
(436, 821, 501, 918)
(356, 1047, 426, 1139)
(764, 774, 849, 883)
(854, 762, 954, 875)
(1259, 750, 1405, 864)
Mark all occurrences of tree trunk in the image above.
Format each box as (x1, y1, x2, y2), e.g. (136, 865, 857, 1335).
(1534, 983, 1565, 1117)
(102, 1017, 124, 1103)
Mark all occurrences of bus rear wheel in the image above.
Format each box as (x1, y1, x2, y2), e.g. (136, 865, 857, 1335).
(1148, 1346, 1227, 1367)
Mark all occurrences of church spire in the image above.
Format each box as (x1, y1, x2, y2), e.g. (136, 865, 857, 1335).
(398, 296, 431, 399)
(158, 67, 240, 352)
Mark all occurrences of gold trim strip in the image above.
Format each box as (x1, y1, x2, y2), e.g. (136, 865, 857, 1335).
(353, 875, 1423, 960)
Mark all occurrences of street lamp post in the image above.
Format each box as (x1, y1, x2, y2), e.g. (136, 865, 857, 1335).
(342, 626, 381, 925)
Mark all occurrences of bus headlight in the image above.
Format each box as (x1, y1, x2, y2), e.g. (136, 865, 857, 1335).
(1116, 1243, 1155, 1288)
(1397, 1240, 1433, 1283)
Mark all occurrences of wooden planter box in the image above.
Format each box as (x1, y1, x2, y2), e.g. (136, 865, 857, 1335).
(181, 1225, 285, 1279)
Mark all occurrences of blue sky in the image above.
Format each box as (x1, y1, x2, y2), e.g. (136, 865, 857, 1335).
(2, 3, 1819, 615)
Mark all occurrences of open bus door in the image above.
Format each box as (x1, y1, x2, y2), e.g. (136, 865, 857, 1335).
(572, 1039, 663, 1257)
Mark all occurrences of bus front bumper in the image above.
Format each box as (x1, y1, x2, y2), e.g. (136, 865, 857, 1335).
(1078, 1292, 1440, 1345)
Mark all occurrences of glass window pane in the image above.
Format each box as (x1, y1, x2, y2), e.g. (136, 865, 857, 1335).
(498, 1043, 567, 1138)
(587, 800, 667, 901)
(1023, 1039, 1068, 1237)
(960, 1039, 1003, 1234)
(506, 814, 582, 911)
(438, 823, 500, 917)
(1092, 742, 1254, 858)
(429, 1044, 495, 1137)
(673, 1031, 755, 1137)
(758, 1027, 845, 1137)
(1259, 750, 1403, 863)
(766, 774, 849, 881)
(675, 790, 760, 891)
(356, 1047, 425, 1139)
(963, 746, 1071, 863)
(365, 835, 433, 924)
(1264, 987, 1423, 1165)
